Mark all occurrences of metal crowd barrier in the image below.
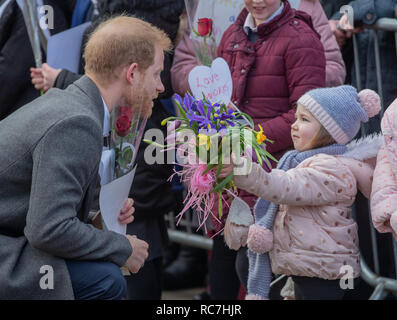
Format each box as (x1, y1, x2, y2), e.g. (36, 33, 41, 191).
(165, 208, 213, 250)
(352, 17, 397, 299)
(165, 17, 397, 300)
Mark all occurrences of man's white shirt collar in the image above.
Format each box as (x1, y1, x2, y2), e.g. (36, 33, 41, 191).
(102, 97, 110, 137)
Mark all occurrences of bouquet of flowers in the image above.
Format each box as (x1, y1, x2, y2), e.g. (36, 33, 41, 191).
(184, 0, 244, 66)
(147, 93, 277, 233)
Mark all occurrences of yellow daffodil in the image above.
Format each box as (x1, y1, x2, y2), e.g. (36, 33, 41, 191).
(256, 124, 266, 145)
(229, 180, 238, 193)
(198, 133, 210, 150)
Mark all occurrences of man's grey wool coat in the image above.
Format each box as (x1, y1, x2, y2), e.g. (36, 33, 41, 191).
(0, 76, 132, 299)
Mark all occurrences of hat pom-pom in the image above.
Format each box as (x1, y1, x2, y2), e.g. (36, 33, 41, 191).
(358, 89, 381, 118)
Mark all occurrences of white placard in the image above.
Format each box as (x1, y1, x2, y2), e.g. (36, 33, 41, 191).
(188, 57, 233, 106)
(99, 166, 137, 235)
(190, 0, 245, 45)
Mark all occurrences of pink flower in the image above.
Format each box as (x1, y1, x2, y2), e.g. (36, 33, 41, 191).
(190, 164, 215, 194)
(167, 120, 181, 133)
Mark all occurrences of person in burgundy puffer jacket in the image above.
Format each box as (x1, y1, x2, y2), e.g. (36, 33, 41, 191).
(210, 0, 326, 299)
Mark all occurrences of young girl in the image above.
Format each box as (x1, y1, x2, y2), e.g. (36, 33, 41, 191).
(219, 85, 382, 299)
(371, 97, 397, 240)
(195, 0, 328, 299)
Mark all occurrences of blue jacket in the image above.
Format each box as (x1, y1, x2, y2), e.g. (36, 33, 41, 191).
(332, 0, 397, 133)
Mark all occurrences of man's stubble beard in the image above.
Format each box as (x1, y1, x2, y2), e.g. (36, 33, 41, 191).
(124, 81, 154, 118)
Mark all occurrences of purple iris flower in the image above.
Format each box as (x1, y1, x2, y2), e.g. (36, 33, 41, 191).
(215, 108, 237, 128)
(174, 93, 236, 131)
(173, 93, 197, 114)
(187, 99, 217, 130)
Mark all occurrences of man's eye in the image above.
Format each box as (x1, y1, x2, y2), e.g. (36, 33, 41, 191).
(302, 117, 308, 122)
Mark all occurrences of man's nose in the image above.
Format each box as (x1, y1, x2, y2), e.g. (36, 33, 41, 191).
(157, 80, 165, 93)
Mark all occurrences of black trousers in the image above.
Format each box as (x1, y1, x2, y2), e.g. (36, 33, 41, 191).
(124, 257, 163, 300)
(292, 275, 359, 300)
(209, 235, 240, 300)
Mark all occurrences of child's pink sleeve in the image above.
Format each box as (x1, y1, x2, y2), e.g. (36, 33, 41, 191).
(234, 155, 354, 207)
(171, 29, 199, 96)
(370, 145, 397, 239)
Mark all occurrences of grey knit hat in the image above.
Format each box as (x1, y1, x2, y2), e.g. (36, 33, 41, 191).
(298, 85, 381, 144)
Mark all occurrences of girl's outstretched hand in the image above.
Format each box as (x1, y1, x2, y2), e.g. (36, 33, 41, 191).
(219, 153, 252, 178)
(219, 152, 237, 178)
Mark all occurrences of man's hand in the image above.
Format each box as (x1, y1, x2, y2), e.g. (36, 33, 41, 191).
(118, 198, 135, 225)
(124, 235, 149, 273)
(30, 63, 61, 92)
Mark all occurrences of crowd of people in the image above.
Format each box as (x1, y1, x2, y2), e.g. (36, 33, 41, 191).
(0, 0, 396, 300)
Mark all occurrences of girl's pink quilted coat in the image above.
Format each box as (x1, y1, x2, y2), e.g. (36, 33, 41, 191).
(234, 153, 375, 279)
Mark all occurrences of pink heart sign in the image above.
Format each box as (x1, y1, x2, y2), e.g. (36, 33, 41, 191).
(188, 57, 233, 105)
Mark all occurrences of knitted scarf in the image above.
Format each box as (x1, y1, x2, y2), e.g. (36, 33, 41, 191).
(247, 143, 348, 299)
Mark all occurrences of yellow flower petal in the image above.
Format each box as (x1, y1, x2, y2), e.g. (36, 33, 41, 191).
(255, 124, 266, 144)
(198, 133, 210, 150)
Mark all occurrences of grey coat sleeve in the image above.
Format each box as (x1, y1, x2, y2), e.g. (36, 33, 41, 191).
(24, 115, 132, 267)
(54, 69, 83, 90)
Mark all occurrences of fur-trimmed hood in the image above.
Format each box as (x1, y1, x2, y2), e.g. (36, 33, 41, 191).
(337, 133, 383, 198)
(342, 132, 383, 162)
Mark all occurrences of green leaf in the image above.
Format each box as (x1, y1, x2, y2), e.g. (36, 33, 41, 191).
(174, 100, 187, 119)
(191, 26, 201, 37)
(218, 191, 223, 220)
(211, 173, 234, 193)
(255, 147, 262, 166)
(240, 112, 255, 128)
(203, 163, 216, 175)
(143, 139, 174, 149)
(161, 117, 176, 126)
(122, 146, 133, 164)
(216, 150, 223, 180)
(263, 149, 278, 163)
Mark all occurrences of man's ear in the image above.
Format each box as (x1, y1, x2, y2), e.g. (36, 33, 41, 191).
(126, 63, 139, 85)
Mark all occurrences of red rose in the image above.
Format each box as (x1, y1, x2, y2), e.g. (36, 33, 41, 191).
(118, 106, 133, 119)
(115, 108, 132, 137)
(197, 18, 213, 37)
